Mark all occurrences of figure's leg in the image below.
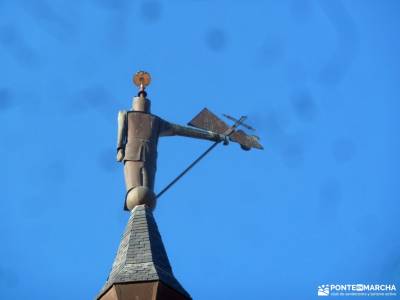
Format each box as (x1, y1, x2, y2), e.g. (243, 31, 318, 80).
(124, 161, 156, 211)
(142, 162, 156, 191)
(124, 161, 143, 191)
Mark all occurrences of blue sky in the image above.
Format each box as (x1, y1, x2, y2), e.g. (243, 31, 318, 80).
(0, 1, 399, 299)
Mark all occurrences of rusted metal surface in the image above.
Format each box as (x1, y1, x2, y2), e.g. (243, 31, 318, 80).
(188, 107, 263, 150)
(115, 71, 263, 208)
(230, 129, 263, 150)
(116, 97, 227, 210)
(188, 107, 230, 134)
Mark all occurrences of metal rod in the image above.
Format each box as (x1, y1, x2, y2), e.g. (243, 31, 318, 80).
(156, 141, 220, 199)
(223, 114, 255, 131)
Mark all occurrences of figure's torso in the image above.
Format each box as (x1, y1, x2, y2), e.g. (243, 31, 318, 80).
(124, 112, 160, 163)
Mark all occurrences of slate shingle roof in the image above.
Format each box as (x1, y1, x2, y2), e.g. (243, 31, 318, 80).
(97, 205, 191, 299)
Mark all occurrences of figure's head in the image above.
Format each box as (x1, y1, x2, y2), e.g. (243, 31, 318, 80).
(132, 71, 152, 113)
(132, 94, 151, 113)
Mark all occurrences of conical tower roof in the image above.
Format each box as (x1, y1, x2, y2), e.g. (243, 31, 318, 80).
(97, 205, 191, 300)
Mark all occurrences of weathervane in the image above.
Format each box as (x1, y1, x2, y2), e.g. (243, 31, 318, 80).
(116, 71, 263, 211)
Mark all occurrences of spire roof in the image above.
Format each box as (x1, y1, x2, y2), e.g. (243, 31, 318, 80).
(97, 205, 191, 299)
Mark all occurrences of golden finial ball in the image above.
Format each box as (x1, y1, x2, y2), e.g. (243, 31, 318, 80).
(133, 71, 151, 88)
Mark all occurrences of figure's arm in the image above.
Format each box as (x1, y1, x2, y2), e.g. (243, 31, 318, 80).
(159, 119, 227, 143)
(116, 111, 127, 162)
